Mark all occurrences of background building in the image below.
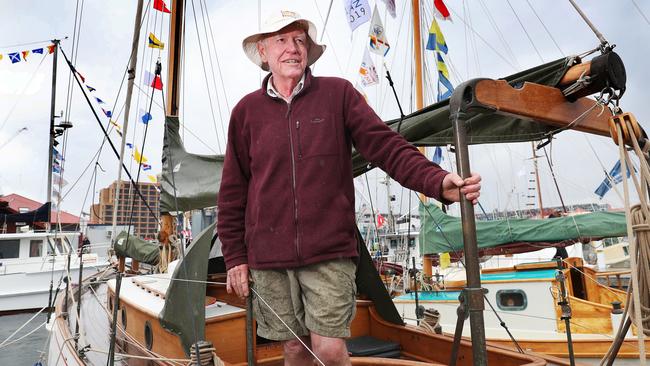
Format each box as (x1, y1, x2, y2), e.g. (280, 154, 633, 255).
(0, 193, 80, 233)
(89, 181, 160, 239)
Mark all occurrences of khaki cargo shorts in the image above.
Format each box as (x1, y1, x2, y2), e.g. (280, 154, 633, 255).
(250, 258, 357, 341)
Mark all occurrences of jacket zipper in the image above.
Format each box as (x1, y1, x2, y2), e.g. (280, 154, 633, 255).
(296, 120, 302, 158)
(285, 103, 301, 262)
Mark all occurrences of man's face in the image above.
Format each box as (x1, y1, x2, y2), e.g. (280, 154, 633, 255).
(258, 24, 309, 83)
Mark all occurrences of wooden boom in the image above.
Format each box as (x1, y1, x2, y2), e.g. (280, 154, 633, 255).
(473, 79, 613, 137)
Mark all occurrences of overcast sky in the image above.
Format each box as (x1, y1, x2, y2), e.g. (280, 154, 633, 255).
(0, 0, 649, 220)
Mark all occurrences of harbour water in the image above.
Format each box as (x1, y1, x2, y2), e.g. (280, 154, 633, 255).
(0, 312, 50, 366)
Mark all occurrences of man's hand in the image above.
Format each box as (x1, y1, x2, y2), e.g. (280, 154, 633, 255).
(441, 172, 481, 204)
(226, 263, 250, 298)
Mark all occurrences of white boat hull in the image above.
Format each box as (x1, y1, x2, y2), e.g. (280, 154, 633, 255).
(0, 263, 107, 313)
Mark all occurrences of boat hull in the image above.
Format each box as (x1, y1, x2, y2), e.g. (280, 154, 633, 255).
(0, 264, 107, 313)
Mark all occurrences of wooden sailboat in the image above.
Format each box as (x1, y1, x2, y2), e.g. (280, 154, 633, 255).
(45, 1, 648, 365)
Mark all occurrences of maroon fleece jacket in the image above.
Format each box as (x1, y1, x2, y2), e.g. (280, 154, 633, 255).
(217, 70, 449, 270)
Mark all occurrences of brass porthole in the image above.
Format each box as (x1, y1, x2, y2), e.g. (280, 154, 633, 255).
(144, 321, 154, 350)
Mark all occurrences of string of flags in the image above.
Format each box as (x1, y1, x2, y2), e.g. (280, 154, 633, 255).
(72, 60, 160, 182)
(425, 7, 453, 102)
(125, 143, 157, 182)
(355, 3, 391, 89)
(0, 44, 55, 65)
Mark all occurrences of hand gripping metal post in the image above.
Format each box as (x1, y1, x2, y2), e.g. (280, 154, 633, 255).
(449, 80, 492, 366)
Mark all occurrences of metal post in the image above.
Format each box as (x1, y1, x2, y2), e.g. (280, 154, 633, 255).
(449, 293, 468, 366)
(107, 273, 123, 366)
(111, 0, 144, 249)
(45, 40, 59, 325)
(74, 236, 87, 351)
(606, 317, 632, 366)
(412, 256, 420, 326)
(246, 293, 255, 365)
(555, 260, 576, 366)
(46, 40, 59, 232)
(450, 104, 488, 365)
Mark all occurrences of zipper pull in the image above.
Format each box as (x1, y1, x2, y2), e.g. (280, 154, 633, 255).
(296, 120, 300, 129)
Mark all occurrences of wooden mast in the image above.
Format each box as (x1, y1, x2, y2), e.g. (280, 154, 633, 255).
(412, 0, 436, 278)
(159, 0, 185, 267)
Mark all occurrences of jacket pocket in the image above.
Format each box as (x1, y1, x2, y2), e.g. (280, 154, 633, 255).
(296, 114, 337, 159)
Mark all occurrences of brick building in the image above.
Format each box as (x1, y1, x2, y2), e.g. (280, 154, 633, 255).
(89, 181, 160, 239)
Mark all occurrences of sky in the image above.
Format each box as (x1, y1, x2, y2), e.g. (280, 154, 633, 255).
(0, 0, 649, 221)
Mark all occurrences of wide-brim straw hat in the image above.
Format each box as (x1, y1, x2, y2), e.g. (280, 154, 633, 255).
(242, 10, 326, 71)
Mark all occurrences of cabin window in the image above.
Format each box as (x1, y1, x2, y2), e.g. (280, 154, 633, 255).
(144, 321, 154, 350)
(623, 245, 629, 256)
(496, 290, 527, 311)
(408, 238, 416, 247)
(30, 240, 43, 257)
(390, 239, 398, 249)
(49, 238, 66, 255)
(121, 307, 127, 329)
(0, 240, 20, 259)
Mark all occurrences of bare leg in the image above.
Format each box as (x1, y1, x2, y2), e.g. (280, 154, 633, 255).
(283, 336, 313, 366)
(311, 333, 350, 366)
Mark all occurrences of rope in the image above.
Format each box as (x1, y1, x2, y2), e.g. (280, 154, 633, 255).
(604, 116, 649, 365)
(567, 0, 609, 46)
(417, 308, 442, 334)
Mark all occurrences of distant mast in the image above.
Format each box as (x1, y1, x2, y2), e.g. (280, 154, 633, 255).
(158, 0, 185, 260)
(46, 40, 59, 232)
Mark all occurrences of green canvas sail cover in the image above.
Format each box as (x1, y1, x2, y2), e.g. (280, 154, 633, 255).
(159, 222, 214, 355)
(160, 116, 224, 213)
(113, 230, 160, 265)
(419, 202, 627, 254)
(352, 57, 571, 176)
(160, 57, 573, 210)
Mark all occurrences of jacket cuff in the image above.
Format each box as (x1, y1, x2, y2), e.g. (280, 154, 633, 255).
(429, 170, 453, 206)
(224, 254, 248, 271)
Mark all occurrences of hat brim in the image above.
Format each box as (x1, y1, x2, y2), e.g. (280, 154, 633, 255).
(242, 19, 326, 72)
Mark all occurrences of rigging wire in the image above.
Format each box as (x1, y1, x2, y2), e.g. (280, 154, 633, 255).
(631, 0, 650, 26)
(189, 0, 224, 152)
(567, 0, 609, 47)
(505, 0, 544, 63)
(525, 0, 565, 57)
(59, 47, 159, 221)
(197, 0, 228, 142)
(446, 6, 517, 71)
(477, 0, 520, 70)
(0, 53, 48, 133)
(0, 39, 54, 49)
(201, 0, 232, 116)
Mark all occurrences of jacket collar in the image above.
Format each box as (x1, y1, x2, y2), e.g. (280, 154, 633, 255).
(260, 68, 313, 100)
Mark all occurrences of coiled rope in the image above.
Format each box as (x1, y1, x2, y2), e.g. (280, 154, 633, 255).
(599, 112, 649, 365)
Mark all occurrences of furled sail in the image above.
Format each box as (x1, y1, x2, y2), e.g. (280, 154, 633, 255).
(419, 202, 627, 255)
(160, 116, 224, 213)
(112, 230, 160, 265)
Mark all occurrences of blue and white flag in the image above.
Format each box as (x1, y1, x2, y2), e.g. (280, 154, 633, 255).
(52, 147, 64, 162)
(344, 0, 371, 32)
(594, 160, 632, 198)
(432, 146, 443, 165)
(52, 161, 62, 174)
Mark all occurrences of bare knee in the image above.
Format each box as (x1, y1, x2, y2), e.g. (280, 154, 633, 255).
(312, 336, 350, 366)
(283, 337, 312, 364)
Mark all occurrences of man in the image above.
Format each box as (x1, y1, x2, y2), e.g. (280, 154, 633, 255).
(217, 10, 481, 366)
